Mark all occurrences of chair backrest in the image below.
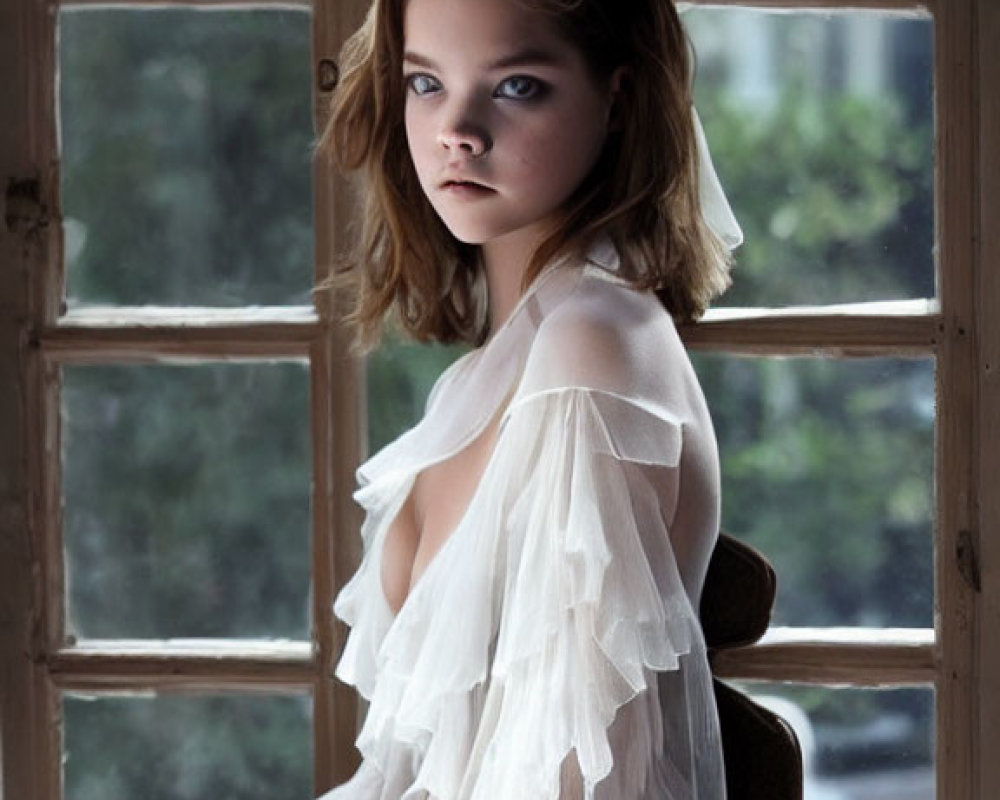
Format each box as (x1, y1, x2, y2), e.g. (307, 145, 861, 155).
(699, 533, 804, 800)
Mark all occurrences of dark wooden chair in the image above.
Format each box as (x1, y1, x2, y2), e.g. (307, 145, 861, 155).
(699, 533, 804, 800)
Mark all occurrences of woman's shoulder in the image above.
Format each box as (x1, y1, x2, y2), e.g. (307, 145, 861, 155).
(523, 265, 683, 392)
(551, 266, 669, 332)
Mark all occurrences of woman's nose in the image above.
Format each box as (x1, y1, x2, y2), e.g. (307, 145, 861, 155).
(437, 116, 491, 157)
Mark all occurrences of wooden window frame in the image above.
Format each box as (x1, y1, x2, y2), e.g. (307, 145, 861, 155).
(0, 0, 996, 798)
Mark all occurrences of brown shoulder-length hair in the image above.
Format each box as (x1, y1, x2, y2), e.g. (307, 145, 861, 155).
(314, 0, 733, 351)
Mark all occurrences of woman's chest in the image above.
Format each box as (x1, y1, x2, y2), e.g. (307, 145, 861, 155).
(380, 408, 505, 615)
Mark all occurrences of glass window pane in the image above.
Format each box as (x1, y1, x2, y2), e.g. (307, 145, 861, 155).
(685, 9, 934, 306)
(693, 355, 934, 627)
(366, 337, 467, 452)
(58, 8, 313, 307)
(63, 692, 312, 800)
(63, 363, 310, 639)
(730, 683, 933, 800)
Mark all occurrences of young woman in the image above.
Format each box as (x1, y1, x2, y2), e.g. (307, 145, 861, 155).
(314, 0, 742, 795)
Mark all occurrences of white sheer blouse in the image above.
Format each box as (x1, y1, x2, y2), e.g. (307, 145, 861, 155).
(319, 239, 727, 800)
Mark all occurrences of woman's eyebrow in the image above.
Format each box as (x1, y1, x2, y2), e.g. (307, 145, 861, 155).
(402, 51, 439, 69)
(485, 48, 565, 70)
(402, 47, 566, 71)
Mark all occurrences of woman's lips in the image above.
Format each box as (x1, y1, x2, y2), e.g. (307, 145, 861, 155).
(440, 179, 495, 197)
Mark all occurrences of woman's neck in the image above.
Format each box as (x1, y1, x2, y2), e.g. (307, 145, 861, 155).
(480, 228, 545, 337)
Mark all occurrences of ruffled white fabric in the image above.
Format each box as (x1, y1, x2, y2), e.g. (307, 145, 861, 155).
(320, 241, 726, 800)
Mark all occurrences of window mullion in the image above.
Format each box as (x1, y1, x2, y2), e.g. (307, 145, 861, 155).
(312, 0, 370, 791)
(40, 325, 317, 362)
(682, 308, 941, 356)
(3, 0, 62, 798)
(976, 0, 1000, 794)
(49, 640, 315, 692)
(712, 627, 936, 686)
(934, 0, 979, 799)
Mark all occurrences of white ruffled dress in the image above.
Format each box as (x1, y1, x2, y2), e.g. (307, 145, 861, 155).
(320, 241, 727, 800)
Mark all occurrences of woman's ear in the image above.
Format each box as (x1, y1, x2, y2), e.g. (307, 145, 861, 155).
(607, 65, 631, 132)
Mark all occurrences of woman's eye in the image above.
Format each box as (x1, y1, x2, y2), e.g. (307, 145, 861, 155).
(495, 76, 543, 100)
(406, 74, 441, 96)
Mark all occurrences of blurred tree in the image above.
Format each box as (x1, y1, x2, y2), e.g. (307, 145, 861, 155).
(692, 354, 934, 627)
(367, 337, 469, 453)
(64, 694, 312, 800)
(63, 363, 311, 640)
(695, 85, 934, 306)
(60, 7, 314, 306)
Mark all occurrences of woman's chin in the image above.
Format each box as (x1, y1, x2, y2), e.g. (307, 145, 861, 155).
(438, 221, 491, 246)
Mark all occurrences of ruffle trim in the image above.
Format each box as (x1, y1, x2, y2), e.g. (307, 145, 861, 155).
(332, 388, 713, 798)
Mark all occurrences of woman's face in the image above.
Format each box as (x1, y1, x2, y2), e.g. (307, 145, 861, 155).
(402, 0, 619, 253)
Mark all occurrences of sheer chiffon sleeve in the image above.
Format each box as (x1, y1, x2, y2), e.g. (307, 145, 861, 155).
(451, 385, 724, 799)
